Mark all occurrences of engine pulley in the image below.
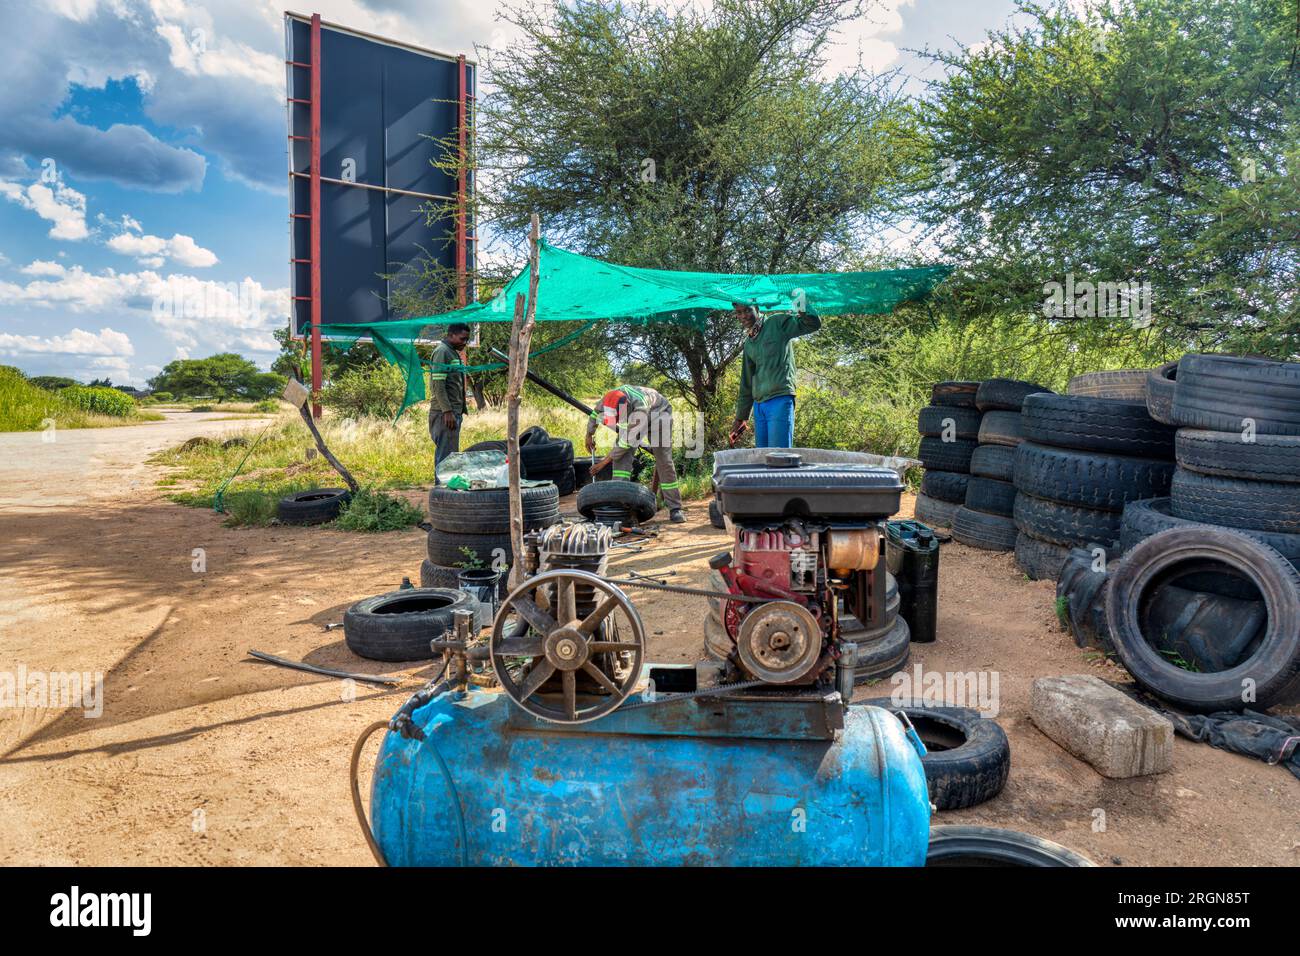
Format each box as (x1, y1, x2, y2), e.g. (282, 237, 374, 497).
(735, 600, 823, 684)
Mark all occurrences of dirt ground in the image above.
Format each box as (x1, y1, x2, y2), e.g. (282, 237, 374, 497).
(1, 414, 1297, 866)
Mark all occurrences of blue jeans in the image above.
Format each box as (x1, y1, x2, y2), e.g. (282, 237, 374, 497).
(753, 394, 795, 448)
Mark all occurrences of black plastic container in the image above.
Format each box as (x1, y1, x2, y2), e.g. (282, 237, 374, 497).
(887, 520, 939, 644)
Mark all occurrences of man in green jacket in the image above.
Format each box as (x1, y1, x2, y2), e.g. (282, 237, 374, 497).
(729, 303, 821, 448)
(428, 322, 472, 465)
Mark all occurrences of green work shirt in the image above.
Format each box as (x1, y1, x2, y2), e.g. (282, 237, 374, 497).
(734, 312, 822, 420)
(429, 340, 468, 414)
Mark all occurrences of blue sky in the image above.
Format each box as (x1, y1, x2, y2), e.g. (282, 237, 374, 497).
(0, 0, 1023, 386)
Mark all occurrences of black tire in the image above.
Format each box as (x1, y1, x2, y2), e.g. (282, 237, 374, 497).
(1106, 526, 1300, 711)
(931, 381, 979, 408)
(964, 476, 1016, 516)
(1120, 497, 1300, 571)
(914, 492, 960, 528)
(952, 506, 1018, 551)
(969, 444, 1015, 481)
(1021, 394, 1174, 458)
(518, 425, 549, 446)
(343, 587, 476, 662)
(1175, 429, 1300, 484)
(419, 558, 510, 598)
(975, 378, 1050, 412)
(852, 616, 911, 684)
(921, 469, 970, 504)
(426, 528, 513, 568)
(1067, 369, 1148, 401)
(540, 466, 575, 496)
(1057, 547, 1118, 651)
(1145, 360, 1178, 425)
(862, 699, 1010, 810)
(572, 456, 599, 489)
(1013, 442, 1174, 511)
(465, 440, 506, 452)
(918, 405, 982, 438)
(1171, 353, 1300, 435)
(277, 488, 351, 525)
(918, 436, 977, 472)
(926, 826, 1095, 867)
(1171, 468, 1300, 534)
(427, 483, 560, 534)
(976, 411, 1024, 447)
(1015, 533, 1073, 581)
(708, 498, 726, 529)
(520, 437, 574, 475)
(576, 479, 657, 524)
(1013, 493, 1123, 550)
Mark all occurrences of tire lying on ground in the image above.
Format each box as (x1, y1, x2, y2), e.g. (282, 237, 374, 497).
(931, 380, 980, 408)
(918, 404, 982, 438)
(1013, 442, 1174, 511)
(952, 505, 1018, 551)
(1105, 526, 1300, 712)
(862, 699, 1010, 810)
(926, 826, 1095, 867)
(920, 470, 970, 504)
(1015, 533, 1074, 582)
(427, 528, 514, 568)
(1056, 546, 1120, 651)
(975, 410, 1025, 447)
(918, 436, 978, 472)
(1013, 493, 1123, 551)
(1175, 429, 1300, 483)
(964, 476, 1016, 517)
(1145, 360, 1179, 425)
(427, 482, 560, 535)
(1170, 468, 1300, 534)
(915, 492, 960, 528)
(277, 487, 351, 525)
(576, 479, 658, 524)
(969, 444, 1015, 482)
(343, 587, 477, 661)
(1066, 369, 1148, 401)
(419, 558, 509, 598)
(975, 378, 1050, 412)
(1171, 353, 1300, 435)
(1021, 393, 1174, 458)
(1119, 497, 1300, 573)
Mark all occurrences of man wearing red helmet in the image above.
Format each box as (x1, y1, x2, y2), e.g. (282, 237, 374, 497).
(585, 384, 685, 523)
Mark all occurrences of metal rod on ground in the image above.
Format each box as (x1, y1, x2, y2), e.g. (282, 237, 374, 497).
(506, 213, 541, 589)
(247, 650, 401, 685)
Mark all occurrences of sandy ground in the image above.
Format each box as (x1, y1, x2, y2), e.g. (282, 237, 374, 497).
(0, 414, 1297, 866)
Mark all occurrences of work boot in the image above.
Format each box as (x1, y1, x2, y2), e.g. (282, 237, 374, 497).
(669, 508, 686, 524)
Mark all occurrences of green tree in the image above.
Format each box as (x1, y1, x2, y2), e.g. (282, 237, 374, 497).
(149, 354, 285, 401)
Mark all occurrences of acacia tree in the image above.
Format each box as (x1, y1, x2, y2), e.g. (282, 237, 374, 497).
(456, 0, 923, 434)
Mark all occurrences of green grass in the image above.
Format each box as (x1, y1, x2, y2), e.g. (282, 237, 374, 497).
(0, 367, 162, 432)
(333, 486, 425, 531)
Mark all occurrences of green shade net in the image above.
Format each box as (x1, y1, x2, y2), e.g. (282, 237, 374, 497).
(319, 240, 951, 416)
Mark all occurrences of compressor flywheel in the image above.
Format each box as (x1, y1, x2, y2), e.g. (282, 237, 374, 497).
(735, 600, 822, 684)
(490, 569, 646, 723)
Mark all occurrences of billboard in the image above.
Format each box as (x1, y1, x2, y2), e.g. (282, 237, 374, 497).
(284, 12, 475, 351)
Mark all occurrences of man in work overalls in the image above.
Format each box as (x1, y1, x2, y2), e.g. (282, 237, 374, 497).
(585, 385, 686, 523)
(428, 322, 472, 465)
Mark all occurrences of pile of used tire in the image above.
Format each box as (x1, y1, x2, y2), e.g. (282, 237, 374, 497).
(1012, 373, 1175, 580)
(915, 381, 979, 529)
(420, 483, 560, 595)
(466, 425, 577, 494)
(951, 379, 1047, 551)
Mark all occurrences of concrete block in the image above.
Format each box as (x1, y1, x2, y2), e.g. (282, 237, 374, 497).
(1030, 675, 1173, 778)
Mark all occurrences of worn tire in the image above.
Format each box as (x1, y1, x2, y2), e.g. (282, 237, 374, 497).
(976, 378, 1050, 412)
(572, 455, 599, 489)
(1015, 533, 1073, 581)
(419, 558, 510, 598)
(427, 483, 560, 534)
(852, 616, 911, 684)
(520, 437, 574, 476)
(918, 436, 977, 472)
(465, 440, 506, 452)
(343, 587, 477, 662)
(1171, 353, 1300, 435)
(931, 381, 979, 408)
(969, 444, 1015, 481)
(1106, 526, 1300, 711)
(1013, 442, 1174, 511)
(1171, 468, 1300, 534)
(1145, 360, 1179, 425)
(918, 404, 982, 438)
(926, 826, 1095, 867)
(1119, 497, 1300, 572)
(952, 506, 1018, 551)
(576, 479, 657, 524)
(1021, 393, 1174, 458)
(862, 699, 1010, 810)
(708, 497, 726, 529)
(1013, 493, 1123, 550)
(1175, 429, 1300, 484)
(921, 469, 970, 504)
(914, 492, 960, 528)
(426, 528, 513, 568)
(277, 488, 351, 525)
(964, 476, 1016, 517)
(976, 411, 1024, 447)
(1067, 369, 1148, 401)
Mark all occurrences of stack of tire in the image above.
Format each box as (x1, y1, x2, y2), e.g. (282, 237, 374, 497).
(1013, 386, 1175, 581)
(420, 483, 560, 595)
(915, 381, 980, 529)
(466, 425, 576, 495)
(950, 379, 1046, 552)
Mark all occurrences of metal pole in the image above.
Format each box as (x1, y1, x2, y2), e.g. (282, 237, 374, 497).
(309, 12, 323, 419)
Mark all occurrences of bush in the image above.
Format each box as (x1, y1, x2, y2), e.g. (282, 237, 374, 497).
(61, 385, 136, 417)
(252, 399, 280, 413)
(319, 364, 407, 420)
(332, 486, 424, 531)
(191, 404, 215, 413)
(151, 391, 174, 402)
(30, 376, 78, 391)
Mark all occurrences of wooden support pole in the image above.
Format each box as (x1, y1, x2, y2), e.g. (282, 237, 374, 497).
(506, 213, 541, 588)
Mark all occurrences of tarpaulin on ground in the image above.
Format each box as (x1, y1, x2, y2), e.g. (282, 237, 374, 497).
(317, 240, 952, 416)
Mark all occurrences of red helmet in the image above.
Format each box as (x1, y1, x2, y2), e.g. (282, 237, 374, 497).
(600, 388, 628, 425)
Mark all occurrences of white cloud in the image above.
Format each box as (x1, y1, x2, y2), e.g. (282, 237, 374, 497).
(107, 230, 218, 267)
(0, 178, 89, 240)
(823, 0, 917, 75)
(21, 260, 67, 276)
(0, 325, 133, 356)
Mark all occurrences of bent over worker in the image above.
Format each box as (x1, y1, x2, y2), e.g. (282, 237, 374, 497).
(585, 385, 686, 523)
(730, 303, 821, 448)
(428, 322, 472, 466)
